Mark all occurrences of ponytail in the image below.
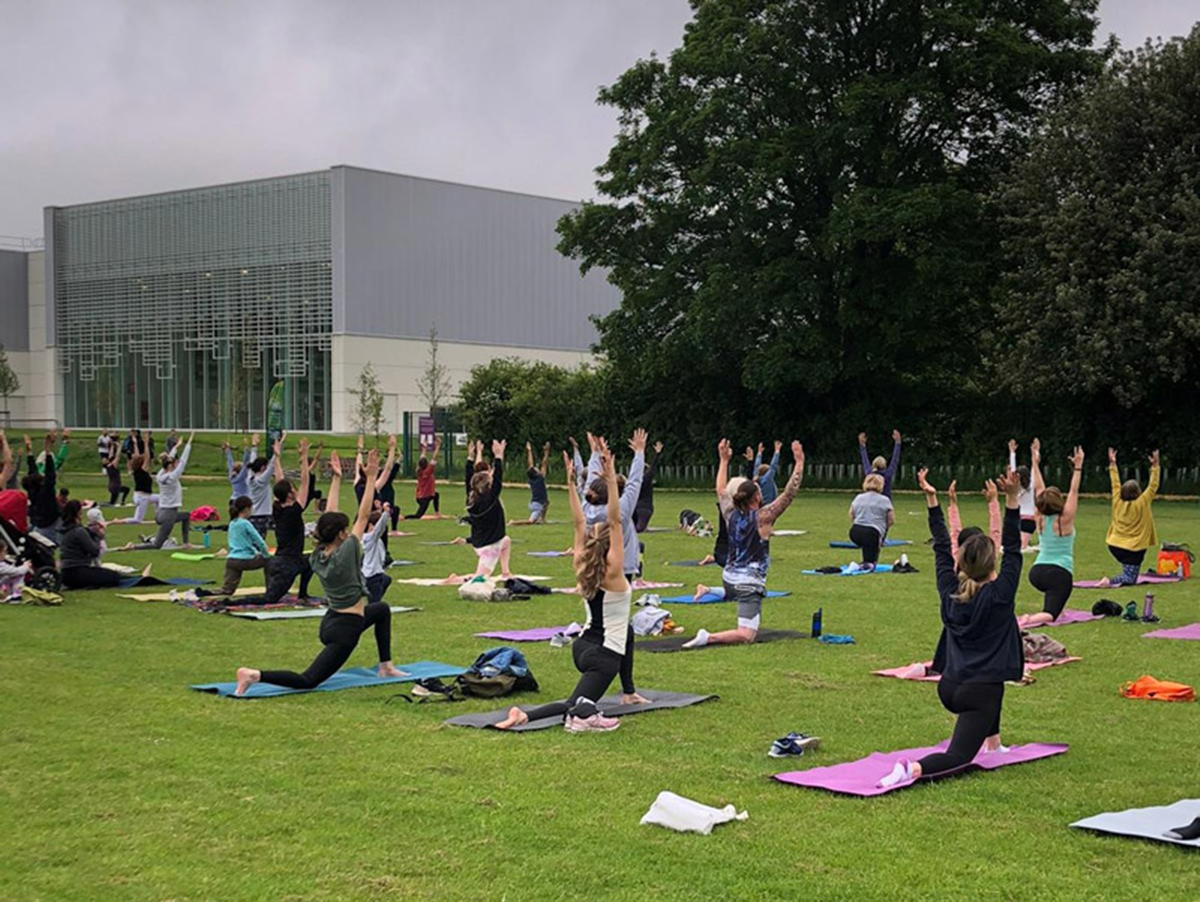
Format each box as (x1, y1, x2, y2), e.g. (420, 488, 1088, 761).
(575, 523, 611, 597)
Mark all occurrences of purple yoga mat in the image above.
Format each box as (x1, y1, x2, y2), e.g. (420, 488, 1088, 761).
(1073, 573, 1182, 589)
(1042, 608, 1103, 627)
(1142, 622, 1200, 641)
(474, 625, 581, 642)
(773, 742, 1069, 797)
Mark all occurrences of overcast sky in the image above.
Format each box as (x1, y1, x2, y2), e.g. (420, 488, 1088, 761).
(1, 0, 1196, 239)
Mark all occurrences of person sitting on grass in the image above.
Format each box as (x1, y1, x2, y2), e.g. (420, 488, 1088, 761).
(234, 448, 408, 695)
(59, 500, 149, 589)
(495, 439, 646, 732)
(682, 438, 804, 649)
(877, 467, 1023, 789)
(1099, 447, 1160, 587)
(510, 441, 551, 526)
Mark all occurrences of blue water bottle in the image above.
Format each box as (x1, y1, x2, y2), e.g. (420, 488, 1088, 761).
(203, 530, 211, 549)
(811, 607, 823, 639)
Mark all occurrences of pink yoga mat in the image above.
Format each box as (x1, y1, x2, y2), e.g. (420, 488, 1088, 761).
(631, 579, 684, 590)
(1042, 608, 1103, 627)
(1073, 573, 1182, 589)
(773, 741, 1069, 797)
(1142, 623, 1200, 641)
(873, 657, 1081, 682)
(474, 625, 580, 642)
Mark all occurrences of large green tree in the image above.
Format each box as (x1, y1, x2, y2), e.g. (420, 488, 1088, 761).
(559, 0, 1102, 455)
(995, 27, 1200, 455)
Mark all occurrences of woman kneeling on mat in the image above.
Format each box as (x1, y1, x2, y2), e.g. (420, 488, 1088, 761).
(682, 437, 804, 649)
(878, 467, 1024, 788)
(848, 473, 893, 569)
(235, 449, 407, 695)
(1099, 448, 1160, 587)
(1019, 440, 1083, 628)
(496, 439, 644, 732)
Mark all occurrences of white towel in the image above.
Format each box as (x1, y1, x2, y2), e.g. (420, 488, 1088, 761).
(640, 791, 748, 835)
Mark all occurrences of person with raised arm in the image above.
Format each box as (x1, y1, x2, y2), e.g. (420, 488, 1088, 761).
(248, 437, 319, 604)
(406, 435, 443, 519)
(509, 441, 552, 526)
(877, 467, 1024, 789)
(234, 448, 408, 694)
(682, 438, 804, 649)
(224, 436, 255, 501)
(582, 429, 647, 579)
(858, 429, 902, 498)
(753, 441, 782, 505)
(1019, 440, 1084, 627)
(466, 440, 512, 579)
(495, 439, 642, 732)
(947, 478, 1002, 559)
(1100, 447, 1161, 587)
(127, 431, 195, 549)
(633, 440, 665, 533)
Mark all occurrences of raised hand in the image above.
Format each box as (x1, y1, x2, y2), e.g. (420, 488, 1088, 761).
(892, 429, 901, 443)
(948, 479, 958, 506)
(997, 468, 1021, 500)
(298, 437, 311, 458)
(525, 441, 533, 453)
(272, 438, 283, 457)
(654, 440, 664, 454)
(329, 449, 342, 474)
(1150, 449, 1160, 467)
(983, 479, 998, 503)
(1069, 446, 1084, 469)
(718, 438, 732, 462)
(743, 445, 754, 461)
(1008, 438, 1018, 454)
(858, 432, 867, 447)
(629, 428, 648, 454)
(492, 439, 506, 459)
(917, 468, 937, 496)
(1108, 447, 1117, 466)
(568, 435, 579, 450)
(251, 433, 260, 448)
(791, 441, 805, 472)
(563, 450, 575, 480)
(774, 440, 782, 454)
(1031, 437, 1041, 464)
(387, 434, 397, 449)
(364, 448, 381, 478)
(23, 434, 31, 452)
(757, 442, 764, 456)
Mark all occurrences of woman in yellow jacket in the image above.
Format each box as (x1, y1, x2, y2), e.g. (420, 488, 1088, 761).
(1101, 448, 1160, 587)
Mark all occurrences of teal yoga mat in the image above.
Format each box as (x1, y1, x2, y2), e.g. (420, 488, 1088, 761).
(658, 590, 791, 604)
(829, 539, 911, 549)
(802, 564, 894, 576)
(190, 662, 466, 698)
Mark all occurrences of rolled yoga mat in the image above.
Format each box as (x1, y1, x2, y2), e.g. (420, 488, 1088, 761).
(773, 742, 1068, 797)
(1070, 799, 1200, 847)
(443, 689, 718, 730)
(640, 628, 807, 653)
(191, 662, 466, 698)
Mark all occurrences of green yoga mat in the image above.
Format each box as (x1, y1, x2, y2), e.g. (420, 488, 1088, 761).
(171, 552, 217, 562)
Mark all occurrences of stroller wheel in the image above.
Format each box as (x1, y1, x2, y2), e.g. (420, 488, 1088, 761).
(32, 567, 62, 593)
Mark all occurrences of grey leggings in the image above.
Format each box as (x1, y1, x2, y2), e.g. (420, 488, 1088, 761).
(133, 507, 190, 549)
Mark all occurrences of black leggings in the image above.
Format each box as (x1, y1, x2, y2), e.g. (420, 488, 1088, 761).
(633, 506, 653, 534)
(265, 555, 313, 603)
(849, 523, 882, 564)
(61, 566, 123, 589)
(258, 603, 393, 690)
(109, 487, 129, 505)
(1028, 564, 1073, 619)
(406, 493, 441, 519)
(519, 634, 632, 721)
(917, 679, 1005, 777)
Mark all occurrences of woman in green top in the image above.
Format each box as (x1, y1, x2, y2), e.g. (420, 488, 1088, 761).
(1019, 440, 1084, 628)
(235, 448, 408, 695)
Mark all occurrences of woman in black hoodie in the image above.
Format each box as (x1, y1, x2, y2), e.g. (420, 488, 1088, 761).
(878, 466, 1024, 788)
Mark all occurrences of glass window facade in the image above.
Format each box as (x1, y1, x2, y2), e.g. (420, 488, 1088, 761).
(52, 172, 332, 430)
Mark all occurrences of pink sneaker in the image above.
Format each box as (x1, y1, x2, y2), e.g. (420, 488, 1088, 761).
(564, 713, 621, 733)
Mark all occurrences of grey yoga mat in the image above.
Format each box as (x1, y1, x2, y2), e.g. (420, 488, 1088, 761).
(639, 628, 808, 653)
(443, 688, 718, 731)
(1070, 800, 1200, 848)
(228, 605, 419, 621)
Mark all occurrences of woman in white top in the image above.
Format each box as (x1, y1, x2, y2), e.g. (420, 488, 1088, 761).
(131, 432, 194, 549)
(495, 438, 644, 733)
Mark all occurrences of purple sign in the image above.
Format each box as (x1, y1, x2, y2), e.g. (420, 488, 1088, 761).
(418, 415, 435, 447)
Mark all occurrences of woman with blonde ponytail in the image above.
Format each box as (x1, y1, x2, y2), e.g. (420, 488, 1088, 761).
(878, 466, 1025, 789)
(495, 438, 642, 733)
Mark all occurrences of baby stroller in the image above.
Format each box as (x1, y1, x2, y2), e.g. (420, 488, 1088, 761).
(0, 490, 61, 592)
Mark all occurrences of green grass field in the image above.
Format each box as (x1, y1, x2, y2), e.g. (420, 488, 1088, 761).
(2, 470, 1199, 901)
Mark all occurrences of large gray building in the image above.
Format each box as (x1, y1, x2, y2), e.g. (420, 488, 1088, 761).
(1, 165, 619, 431)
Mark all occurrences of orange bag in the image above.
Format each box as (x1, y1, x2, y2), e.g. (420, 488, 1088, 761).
(1121, 675, 1195, 702)
(1157, 549, 1192, 578)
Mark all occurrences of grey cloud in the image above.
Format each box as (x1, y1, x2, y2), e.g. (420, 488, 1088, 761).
(1, 0, 1196, 238)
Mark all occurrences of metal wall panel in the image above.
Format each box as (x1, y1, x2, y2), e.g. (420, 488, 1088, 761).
(0, 250, 29, 351)
(336, 166, 620, 350)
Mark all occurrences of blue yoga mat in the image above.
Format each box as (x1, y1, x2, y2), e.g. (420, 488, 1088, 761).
(115, 576, 209, 589)
(666, 560, 717, 568)
(828, 539, 911, 549)
(658, 590, 791, 604)
(802, 564, 894, 576)
(190, 661, 466, 699)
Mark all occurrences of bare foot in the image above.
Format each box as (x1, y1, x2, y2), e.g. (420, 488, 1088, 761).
(234, 667, 260, 696)
(621, 692, 650, 705)
(693, 583, 711, 602)
(493, 707, 529, 730)
(120, 542, 135, 551)
(450, 536, 466, 545)
(697, 555, 715, 567)
(377, 663, 410, 679)
(215, 548, 228, 558)
(141, 563, 153, 578)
